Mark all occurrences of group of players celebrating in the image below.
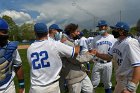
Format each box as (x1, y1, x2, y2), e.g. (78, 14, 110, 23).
(0, 18, 140, 93)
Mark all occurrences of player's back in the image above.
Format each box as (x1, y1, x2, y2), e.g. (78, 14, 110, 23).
(27, 40, 62, 86)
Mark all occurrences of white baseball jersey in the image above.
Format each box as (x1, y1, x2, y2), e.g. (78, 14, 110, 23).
(87, 37, 94, 44)
(87, 37, 94, 50)
(91, 34, 117, 61)
(79, 37, 88, 52)
(0, 49, 22, 90)
(137, 36, 140, 43)
(109, 37, 140, 78)
(74, 37, 88, 52)
(48, 36, 55, 41)
(27, 40, 74, 86)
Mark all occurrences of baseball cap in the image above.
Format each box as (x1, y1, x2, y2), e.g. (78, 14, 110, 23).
(96, 20, 108, 27)
(0, 18, 9, 31)
(110, 22, 130, 32)
(34, 23, 48, 33)
(49, 24, 63, 31)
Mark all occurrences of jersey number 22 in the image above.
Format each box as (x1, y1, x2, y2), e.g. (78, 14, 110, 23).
(31, 51, 50, 69)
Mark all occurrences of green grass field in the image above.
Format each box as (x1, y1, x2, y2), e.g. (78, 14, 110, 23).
(14, 49, 140, 93)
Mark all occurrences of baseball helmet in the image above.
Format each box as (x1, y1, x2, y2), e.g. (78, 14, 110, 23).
(49, 24, 63, 31)
(0, 18, 9, 30)
(34, 23, 48, 33)
(110, 22, 130, 32)
(96, 20, 108, 27)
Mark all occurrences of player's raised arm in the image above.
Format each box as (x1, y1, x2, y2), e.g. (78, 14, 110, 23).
(90, 49, 112, 62)
(96, 51, 112, 61)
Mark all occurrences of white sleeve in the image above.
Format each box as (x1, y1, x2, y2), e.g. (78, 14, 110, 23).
(12, 49, 22, 67)
(88, 38, 96, 50)
(127, 40, 140, 67)
(56, 42, 75, 58)
(79, 38, 88, 51)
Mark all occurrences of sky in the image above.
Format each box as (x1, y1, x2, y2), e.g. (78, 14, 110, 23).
(0, 0, 140, 30)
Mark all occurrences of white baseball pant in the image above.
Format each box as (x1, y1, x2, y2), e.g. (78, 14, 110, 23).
(68, 76, 94, 93)
(30, 81, 60, 93)
(91, 62, 112, 89)
(0, 81, 16, 93)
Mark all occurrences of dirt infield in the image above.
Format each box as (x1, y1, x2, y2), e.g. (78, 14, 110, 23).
(18, 45, 30, 49)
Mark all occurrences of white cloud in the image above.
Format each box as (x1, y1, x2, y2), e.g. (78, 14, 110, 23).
(0, 10, 33, 25)
(22, 0, 126, 28)
(9, 0, 140, 28)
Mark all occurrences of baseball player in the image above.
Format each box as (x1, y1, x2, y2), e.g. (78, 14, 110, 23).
(76, 32, 91, 74)
(0, 18, 25, 93)
(93, 22, 140, 93)
(90, 20, 117, 93)
(27, 23, 80, 93)
(48, 24, 63, 41)
(60, 23, 94, 93)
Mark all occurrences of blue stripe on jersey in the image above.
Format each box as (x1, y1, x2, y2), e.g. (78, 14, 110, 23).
(131, 63, 140, 67)
(71, 47, 74, 58)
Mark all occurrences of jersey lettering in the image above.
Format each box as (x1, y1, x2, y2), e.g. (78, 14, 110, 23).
(97, 41, 112, 46)
(31, 51, 50, 69)
(113, 48, 122, 57)
(117, 59, 123, 66)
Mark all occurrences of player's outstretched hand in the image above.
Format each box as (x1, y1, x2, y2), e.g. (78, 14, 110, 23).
(121, 89, 132, 93)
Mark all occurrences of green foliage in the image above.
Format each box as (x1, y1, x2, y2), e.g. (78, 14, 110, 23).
(81, 29, 93, 37)
(19, 23, 35, 40)
(2, 15, 19, 41)
(130, 27, 137, 36)
(1, 15, 35, 41)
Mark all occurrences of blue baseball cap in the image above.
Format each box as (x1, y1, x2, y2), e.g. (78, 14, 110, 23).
(96, 20, 108, 27)
(49, 24, 63, 31)
(0, 18, 9, 30)
(34, 23, 48, 33)
(110, 22, 130, 32)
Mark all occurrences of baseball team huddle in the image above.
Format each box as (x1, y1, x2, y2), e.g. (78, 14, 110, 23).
(0, 18, 140, 93)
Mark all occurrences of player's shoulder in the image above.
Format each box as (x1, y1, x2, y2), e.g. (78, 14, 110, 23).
(128, 37, 139, 43)
(28, 40, 53, 49)
(107, 34, 115, 38)
(81, 36, 87, 40)
(88, 37, 94, 40)
(125, 37, 139, 46)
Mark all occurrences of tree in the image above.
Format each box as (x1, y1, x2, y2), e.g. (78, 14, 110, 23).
(19, 23, 35, 41)
(81, 29, 90, 37)
(2, 15, 19, 41)
(130, 27, 137, 36)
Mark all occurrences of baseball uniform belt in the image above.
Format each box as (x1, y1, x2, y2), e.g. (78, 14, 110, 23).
(46, 79, 59, 86)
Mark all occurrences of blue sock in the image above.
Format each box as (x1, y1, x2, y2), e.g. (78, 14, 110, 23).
(105, 88, 112, 93)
